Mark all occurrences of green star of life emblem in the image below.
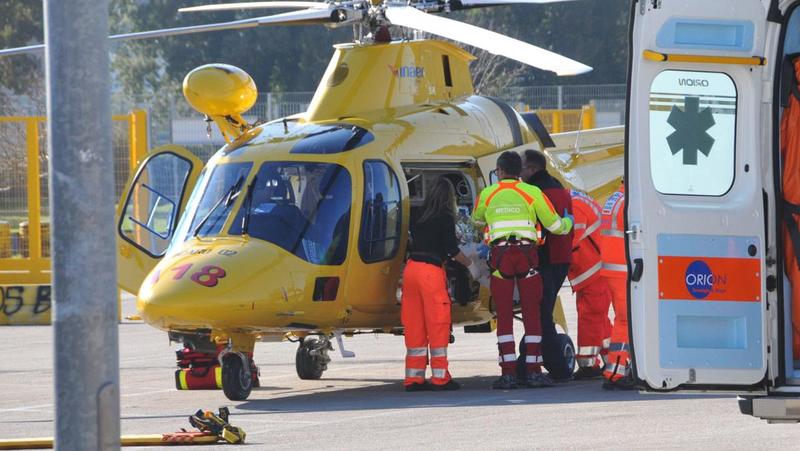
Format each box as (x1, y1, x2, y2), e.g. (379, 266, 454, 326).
(666, 96, 715, 165)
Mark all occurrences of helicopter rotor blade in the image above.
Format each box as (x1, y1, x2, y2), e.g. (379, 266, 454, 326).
(0, 8, 335, 58)
(451, 0, 582, 7)
(384, 6, 591, 76)
(179, 2, 330, 13)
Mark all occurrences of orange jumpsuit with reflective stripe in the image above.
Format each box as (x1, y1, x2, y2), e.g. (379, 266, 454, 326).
(401, 260, 452, 386)
(600, 184, 628, 381)
(781, 56, 800, 359)
(569, 190, 612, 369)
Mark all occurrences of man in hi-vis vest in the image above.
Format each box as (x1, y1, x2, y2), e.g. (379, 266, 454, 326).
(569, 189, 613, 379)
(600, 182, 635, 390)
(473, 151, 573, 389)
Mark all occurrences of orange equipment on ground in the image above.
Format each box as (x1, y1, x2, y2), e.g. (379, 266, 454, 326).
(600, 184, 629, 381)
(569, 190, 613, 370)
(781, 55, 800, 360)
(401, 260, 453, 387)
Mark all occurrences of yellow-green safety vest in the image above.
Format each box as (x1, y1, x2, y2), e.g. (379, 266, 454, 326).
(472, 179, 572, 242)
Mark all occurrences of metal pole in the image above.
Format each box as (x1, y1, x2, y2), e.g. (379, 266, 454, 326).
(44, 0, 120, 450)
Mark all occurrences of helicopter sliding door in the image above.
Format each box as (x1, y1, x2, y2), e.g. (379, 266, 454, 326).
(117, 145, 203, 294)
(626, 0, 771, 392)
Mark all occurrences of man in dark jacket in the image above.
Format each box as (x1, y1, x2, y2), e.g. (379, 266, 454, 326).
(522, 149, 574, 379)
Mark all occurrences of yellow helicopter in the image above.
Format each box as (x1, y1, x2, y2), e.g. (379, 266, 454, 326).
(1, 0, 623, 401)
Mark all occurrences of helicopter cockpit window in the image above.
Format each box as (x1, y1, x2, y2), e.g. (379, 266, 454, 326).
(186, 162, 253, 239)
(290, 124, 375, 154)
(359, 160, 402, 263)
(229, 162, 352, 265)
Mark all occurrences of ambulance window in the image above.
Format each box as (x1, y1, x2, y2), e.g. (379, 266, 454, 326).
(360, 161, 402, 263)
(649, 70, 737, 196)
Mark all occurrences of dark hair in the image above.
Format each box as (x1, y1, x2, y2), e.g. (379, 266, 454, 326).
(524, 149, 547, 172)
(418, 177, 456, 224)
(496, 151, 522, 177)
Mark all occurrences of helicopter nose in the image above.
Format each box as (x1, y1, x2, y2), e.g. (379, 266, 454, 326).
(135, 237, 292, 331)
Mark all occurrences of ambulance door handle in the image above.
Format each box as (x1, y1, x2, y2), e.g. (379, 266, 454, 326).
(631, 258, 643, 282)
(626, 223, 642, 243)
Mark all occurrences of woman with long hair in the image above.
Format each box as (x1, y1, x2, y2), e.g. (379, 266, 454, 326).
(402, 177, 480, 391)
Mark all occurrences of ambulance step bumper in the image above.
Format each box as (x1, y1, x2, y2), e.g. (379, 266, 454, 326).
(739, 396, 800, 423)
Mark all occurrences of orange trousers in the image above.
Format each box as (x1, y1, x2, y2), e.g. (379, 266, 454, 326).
(784, 226, 800, 359)
(575, 275, 613, 368)
(400, 260, 452, 386)
(603, 276, 630, 381)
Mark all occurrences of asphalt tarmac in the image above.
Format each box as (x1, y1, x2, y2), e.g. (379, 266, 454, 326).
(0, 289, 798, 450)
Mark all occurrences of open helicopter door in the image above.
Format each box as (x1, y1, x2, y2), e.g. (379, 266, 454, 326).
(627, 0, 772, 392)
(117, 145, 203, 294)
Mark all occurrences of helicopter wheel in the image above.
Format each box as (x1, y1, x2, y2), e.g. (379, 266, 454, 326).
(221, 353, 253, 401)
(296, 337, 331, 380)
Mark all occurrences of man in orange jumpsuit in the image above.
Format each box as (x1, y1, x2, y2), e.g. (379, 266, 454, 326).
(569, 189, 612, 379)
(600, 182, 634, 389)
(781, 54, 800, 362)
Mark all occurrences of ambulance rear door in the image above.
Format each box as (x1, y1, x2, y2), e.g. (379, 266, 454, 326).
(627, 0, 773, 392)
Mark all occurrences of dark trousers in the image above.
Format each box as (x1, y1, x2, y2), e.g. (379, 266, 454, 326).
(539, 263, 570, 342)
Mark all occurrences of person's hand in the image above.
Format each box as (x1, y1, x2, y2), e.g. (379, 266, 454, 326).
(562, 208, 574, 225)
(467, 262, 481, 280)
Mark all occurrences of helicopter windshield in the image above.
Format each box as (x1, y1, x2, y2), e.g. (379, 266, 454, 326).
(185, 162, 253, 239)
(229, 161, 352, 265)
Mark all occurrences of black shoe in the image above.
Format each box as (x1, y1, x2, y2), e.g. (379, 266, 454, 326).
(430, 380, 461, 391)
(573, 366, 604, 380)
(523, 373, 555, 388)
(404, 382, 431, 392)
(492, 374, 518, 390)
(601, 375, 637, 391)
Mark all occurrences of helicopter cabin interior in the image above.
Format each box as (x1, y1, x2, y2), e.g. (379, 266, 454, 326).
(401, 162, 483, 306)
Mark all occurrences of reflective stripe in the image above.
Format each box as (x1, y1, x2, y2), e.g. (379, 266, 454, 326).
(405, 368, 426, 378)
(602, 263, 627, 273)
(498, 334, 515, 344)
(604, 362, 629, 377)
(601, 229, 625, 238)
(602, 338, 611, 349)
(524, 335, 542, 344)
(489, 229, 536, 241)
(610, 194, 624, 230)
(545, 218, 564, 233)
(577, 346, 601, 356)
(492, 219, 534, 229)
(608, 342, 630, 352)
(584, 220, 601, 237)
(431, 368, 447, 379)
(430, 347, 447, 358)
(525, 355, 543, 363)
(577, 357, 597, 367)
(407, 347, 428, 357)
(574, 223, 587, 230)
(502, 353, 517, 362)
(570, 261, 602, 286)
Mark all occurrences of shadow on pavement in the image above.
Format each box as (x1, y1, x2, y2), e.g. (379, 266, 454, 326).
(236, 376, 731, 414)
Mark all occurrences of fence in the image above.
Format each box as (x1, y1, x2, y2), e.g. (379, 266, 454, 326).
(161, 84, 625, 154)
(0, 110, 147, 324)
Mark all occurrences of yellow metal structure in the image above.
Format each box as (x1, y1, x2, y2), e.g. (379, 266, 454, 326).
(534, 105, 596, 133)
(642, 49, 766, 66)
(117, 39, 622, 399)
(0, 111, 148, 325)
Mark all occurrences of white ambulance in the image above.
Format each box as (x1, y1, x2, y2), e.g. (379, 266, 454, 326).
(627, 0, 800, 422)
